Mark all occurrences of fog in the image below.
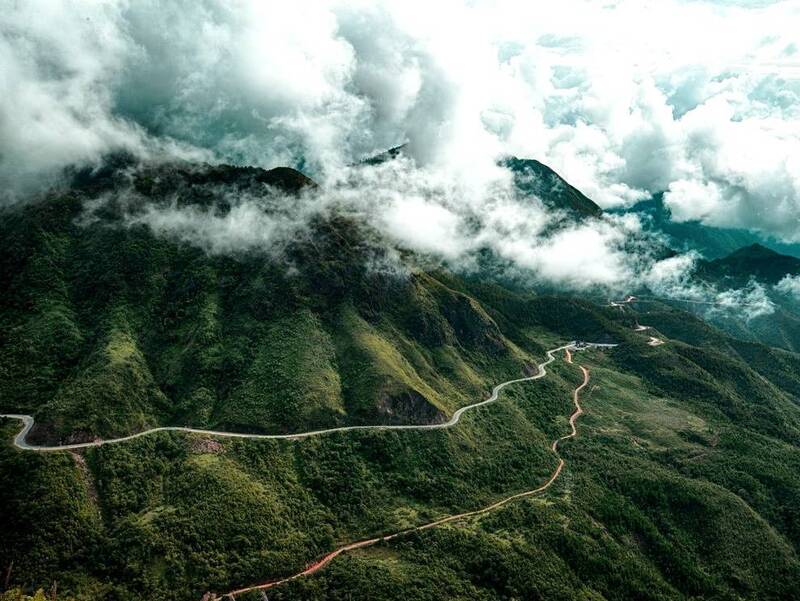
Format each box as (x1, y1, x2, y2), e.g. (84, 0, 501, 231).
(3, 0, 799, 298)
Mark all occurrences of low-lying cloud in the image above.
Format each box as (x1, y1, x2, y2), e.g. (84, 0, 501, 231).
(128, 195, 316, 256)
(638, 252, 777, 319)
(88, 158, 673, 294)
(3, 0, 800, 296)
(76, 153, 792, 316)
(775, 273, 800, 299)
(710, 282, 776, 321)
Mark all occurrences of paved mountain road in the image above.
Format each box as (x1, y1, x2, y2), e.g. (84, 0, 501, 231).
(0, 342, 607, 600)
(0, 343, 615, 452)
(218, 307, 662, 599)
(0, 301, 663, 599)
(612, 297, 667, 345)
(611, 294, 765, 308)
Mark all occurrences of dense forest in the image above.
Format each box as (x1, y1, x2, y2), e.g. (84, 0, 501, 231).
(3, 162, 800, 600)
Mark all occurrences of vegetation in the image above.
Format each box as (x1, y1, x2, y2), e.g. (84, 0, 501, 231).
(700, 243, 800, 285)
(0, 170, 537, 442)
(3, 161, 800, 600)
(618, 192, 800, 260)
(503, 157, 603, 220)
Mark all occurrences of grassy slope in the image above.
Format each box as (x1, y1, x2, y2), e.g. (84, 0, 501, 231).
(258, 349, 800, 601)
(218, 310, 345, 432)
(4, 298, 800, 599)
(3, 168, 800, 599)
(1, 355, 577, 600)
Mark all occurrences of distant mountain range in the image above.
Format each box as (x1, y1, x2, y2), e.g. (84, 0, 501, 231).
(699, 243, 800, 285)
(617, 193, 800, 260)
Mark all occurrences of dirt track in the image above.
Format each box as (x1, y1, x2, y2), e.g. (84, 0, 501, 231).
(221, 351, 591, 599)
(0, 342, 604, 600)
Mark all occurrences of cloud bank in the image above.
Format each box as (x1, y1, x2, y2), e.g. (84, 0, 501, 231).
(3, 0, 799, 296)
(775, 273, 800, 299)
(81, 157, 678, 294)
(3, 1, 800, 228)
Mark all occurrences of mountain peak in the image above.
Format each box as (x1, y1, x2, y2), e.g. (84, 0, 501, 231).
(362, 144, 409, 165)
(703, 242, 800, 284)
(502, 157, 603, 219)
(726, 243, 780, 259)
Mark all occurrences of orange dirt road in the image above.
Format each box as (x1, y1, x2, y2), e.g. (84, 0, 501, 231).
(221, 352, 591, 600)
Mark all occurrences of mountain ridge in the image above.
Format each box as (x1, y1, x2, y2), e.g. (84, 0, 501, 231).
(4, 155, 800, 601)
(700, 242, 800, 285)
(502, 156, 603, 219)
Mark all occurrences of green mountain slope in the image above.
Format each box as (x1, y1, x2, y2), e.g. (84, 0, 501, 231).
(5, 295, 800, 600)
(503, 157, 603, 219)
(3, 160, 800, 601)
(0, 176, 536, 443)
(619, 193, 800, 259)
(700, 243, 800, 285)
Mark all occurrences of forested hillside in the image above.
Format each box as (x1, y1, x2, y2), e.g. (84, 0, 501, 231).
(3, 161, 800, 600)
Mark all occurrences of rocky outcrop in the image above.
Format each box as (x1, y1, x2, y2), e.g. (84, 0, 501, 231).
(376, 389, 447, 425)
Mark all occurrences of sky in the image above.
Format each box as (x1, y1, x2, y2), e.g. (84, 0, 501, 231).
(1, 0, 799, 299)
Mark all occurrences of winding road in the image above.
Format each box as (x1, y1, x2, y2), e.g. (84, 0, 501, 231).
(612, 294, 766, 308)
(0, 285, 679, 601)
(1, 336, 628, 601)
(612, 297, 666, 345)
(1, 342, 609, 600)
(221, 350, 592, 600)
(218, 317, 672, 600)
(0, 342, 615, 453)
(0, 290, 676, 600)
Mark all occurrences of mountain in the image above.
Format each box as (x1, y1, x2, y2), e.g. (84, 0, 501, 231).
(503, 157, 603, 219)
(3, 159, 800, 601)
(638, 244, 800, 352)
(363, 147, 603, 220)
(701, 243, 800, 285)
(620, 193, 800, 260)
(70, 155, 317, 199)
(1, 162, 544, 443)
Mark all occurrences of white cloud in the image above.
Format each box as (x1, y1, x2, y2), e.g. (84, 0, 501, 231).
(638, 252, 777, 320)
(662, 95, 800, 239)
(3, 0, 800, 253)
(775, 273, 800, 298)
(0, 0, 800, 288)
(491, 217, 636, 289)
(129, 201, 296, 256)
(381, 197, 469, 261)
(101, 158, 677, 293)
(644, 253, 706, 299)
(324, 159, 654, 290)
(710, 281, 776, 320)
(663, 179, 726, 223)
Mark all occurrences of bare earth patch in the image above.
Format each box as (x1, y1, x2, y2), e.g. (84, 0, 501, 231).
(190, 437, 224, 454)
